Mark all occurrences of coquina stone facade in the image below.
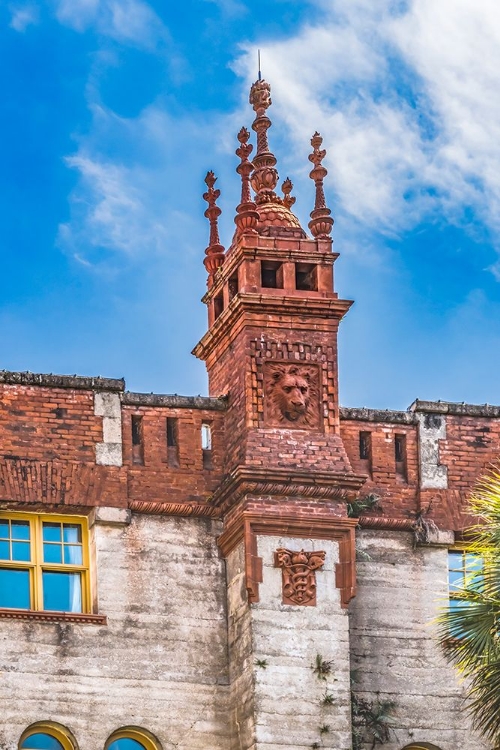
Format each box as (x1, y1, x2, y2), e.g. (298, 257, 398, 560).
(0, 79, 495, 750)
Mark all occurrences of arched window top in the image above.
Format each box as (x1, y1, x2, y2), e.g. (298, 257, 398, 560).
(105, 728, 161, 750)
(19, 722, 78, 750)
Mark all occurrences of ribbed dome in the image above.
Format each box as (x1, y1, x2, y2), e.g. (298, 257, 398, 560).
(256, 201, 307, 238)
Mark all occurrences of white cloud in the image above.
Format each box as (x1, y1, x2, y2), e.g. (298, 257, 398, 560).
(54, 0, 168, 49)
(58, 104, 225, 266)
(9, 3, 39, 31)
(232, 0, 500, 248)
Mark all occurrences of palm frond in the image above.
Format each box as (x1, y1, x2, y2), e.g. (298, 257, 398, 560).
(435, 464, 500, 742)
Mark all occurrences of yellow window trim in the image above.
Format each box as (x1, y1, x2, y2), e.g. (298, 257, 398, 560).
(19, 721, 79, 750)
(105, 727, 162, 750)
(0, 510, 91, 614)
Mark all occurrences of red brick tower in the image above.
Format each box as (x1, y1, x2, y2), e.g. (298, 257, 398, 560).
(194, 80, 366, 749)
(194, 78, 365, 528)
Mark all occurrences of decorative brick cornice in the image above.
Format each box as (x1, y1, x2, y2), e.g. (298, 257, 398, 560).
(218, 510, 358, 607)
(209, 465, 366, 514)
(128, 500, 221, 517)
(0, 609, 107, 625)
(193, 293, 351, 363)
(0, 457, 125, 507)
(357, 516, 414, 531)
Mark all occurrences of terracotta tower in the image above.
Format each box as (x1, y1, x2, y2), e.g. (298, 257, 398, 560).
(194, 79, 366, 750)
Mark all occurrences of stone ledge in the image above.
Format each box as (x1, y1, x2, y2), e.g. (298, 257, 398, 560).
(0, 609, 107, 625)
(0, 371, 124, 392)
(122, 392, 228, 410)
(89, 506, 132, 526)
(409, 399, 500, 418)
(340, 407, 416, 424)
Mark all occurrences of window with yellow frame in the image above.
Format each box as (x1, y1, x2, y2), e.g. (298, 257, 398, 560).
(0, 512, 91, 613)
(105, 728, 162, 750)
(448, 547, 483, 607)
(19, 721, 78, 750)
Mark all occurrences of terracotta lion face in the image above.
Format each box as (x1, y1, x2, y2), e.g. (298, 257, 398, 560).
(273, 371, 310, 422)
(264, 363, 321, 429)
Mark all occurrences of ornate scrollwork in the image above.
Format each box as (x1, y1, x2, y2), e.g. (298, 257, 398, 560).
(274, 548, 326, 606)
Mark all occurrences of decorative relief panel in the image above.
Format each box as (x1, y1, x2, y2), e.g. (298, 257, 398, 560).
(250, 339, 337, 432)
(263, 362, 321, 429)
(274, 547, 326, 606)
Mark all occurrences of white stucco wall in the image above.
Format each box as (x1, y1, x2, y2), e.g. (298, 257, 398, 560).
(0, 513, 230, 750)
(349, 529, 488, 750)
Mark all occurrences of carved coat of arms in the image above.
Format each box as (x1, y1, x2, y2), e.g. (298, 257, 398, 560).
(274, 548, 326, 606)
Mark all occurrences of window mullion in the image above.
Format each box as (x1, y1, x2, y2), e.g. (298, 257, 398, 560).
(33, 518, 44, 611)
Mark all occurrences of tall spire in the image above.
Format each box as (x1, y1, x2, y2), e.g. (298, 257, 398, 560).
(249, 79, 279, 205)
(235, 127, 259, 235)
(203, 171, 225, 286)
(308, 132, 334, 238)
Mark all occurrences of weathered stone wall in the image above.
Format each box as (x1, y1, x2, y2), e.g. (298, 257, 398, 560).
(0, 513, 230, 750)
(226, 534, 352, 750)
(226, 542, 256, 750)
(349, 529, 488, 750)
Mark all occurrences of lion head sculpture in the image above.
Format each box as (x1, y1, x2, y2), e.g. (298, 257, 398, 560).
(265, 364, 320, 428)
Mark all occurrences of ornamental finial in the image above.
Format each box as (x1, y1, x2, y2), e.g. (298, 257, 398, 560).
(235, 127, 259, 235)
(249, 79, 279, 205)
(281, 178, 295, 210)
(308, 132, 334, 238)
(203, 171, 225, 286)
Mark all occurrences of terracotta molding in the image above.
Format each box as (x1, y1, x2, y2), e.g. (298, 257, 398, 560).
(358, 516, 414, 531)
(128, 500, 221, 518)
(218, 510, 358, 608)
(193, 293, 351, 362)
(0, 609, 107, 625)
(210, 465, 366, 515)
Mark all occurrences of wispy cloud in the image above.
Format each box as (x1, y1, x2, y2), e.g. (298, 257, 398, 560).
(232, 0, 500, 251)
(54, 0, 169, 49)
(58, 103, 223, 267)
(9, 3, 39, 31)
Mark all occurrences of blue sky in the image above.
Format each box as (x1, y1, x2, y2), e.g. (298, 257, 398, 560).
(1, 0, 500, 410)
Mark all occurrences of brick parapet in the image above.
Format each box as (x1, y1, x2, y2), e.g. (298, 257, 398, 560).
(123, 392, 227, 410)
(0, 370, 124, 391)
(410, 398, 500, 418)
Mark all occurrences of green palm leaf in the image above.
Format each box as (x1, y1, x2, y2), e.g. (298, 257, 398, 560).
(436, 465, 500, 744)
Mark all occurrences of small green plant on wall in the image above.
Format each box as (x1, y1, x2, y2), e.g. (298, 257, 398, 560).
(351, 690, 395, 750)
(308, 654, 337, 748)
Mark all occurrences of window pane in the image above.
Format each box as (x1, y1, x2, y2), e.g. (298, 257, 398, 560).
(12, 541, 30, 562)
(0, 541, 9, 560)
(449, 569, 463, 590)
(0, 521, 9, 539)
(0, 568, 30, 609)
(63, 524, 81, 544)
(43, 543, 63, 564)
(42, 523, 62, 542)
(466, 554, 483, 571)
(108, 740, 146, 750)
(448, 551, 463, 569)
(42, 571, 82, 612)
(21, 733, 65, 750)
(11, 521, 30, 540)
(64, 545, 83, 565)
